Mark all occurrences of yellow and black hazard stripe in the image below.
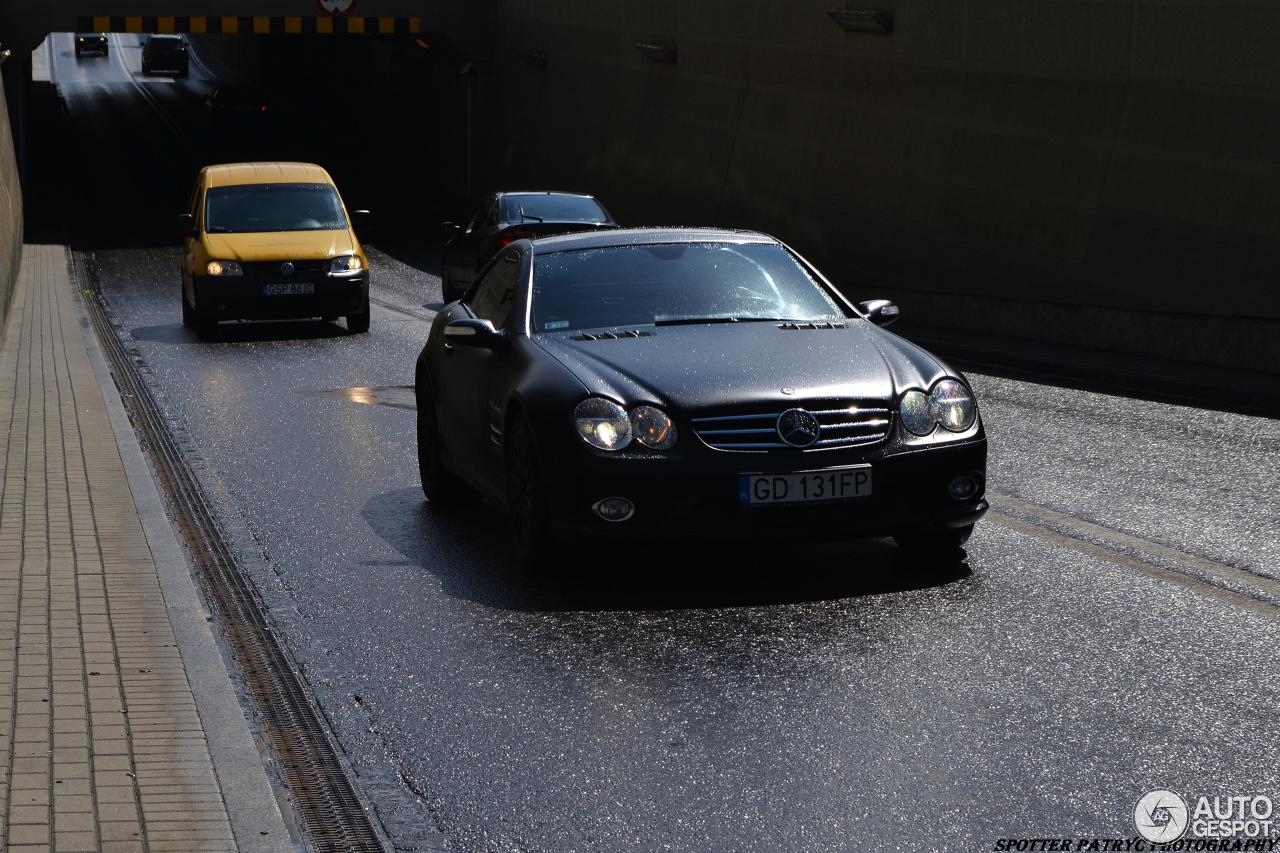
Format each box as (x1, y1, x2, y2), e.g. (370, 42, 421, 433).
(75, 15, 423, 35)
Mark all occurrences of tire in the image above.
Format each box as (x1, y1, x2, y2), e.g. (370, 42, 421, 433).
(346, 298, 370, 334)
(416, 378, 460, 504)
(180, 286, 194, 327)
(321, 314, 339, 323)
(505, 414, 551, 570)
(141, 63, 149, 76)
(74, 46, 82, 58)
(893, 524, 973, 554)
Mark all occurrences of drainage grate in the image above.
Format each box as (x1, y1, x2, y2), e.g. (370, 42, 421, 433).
(73, 252, 387, 853)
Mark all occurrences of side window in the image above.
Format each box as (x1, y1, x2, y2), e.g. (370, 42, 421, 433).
(466, 252, 522, 328)
(465, 197, 495, 234)
(463, 205, 482, 234)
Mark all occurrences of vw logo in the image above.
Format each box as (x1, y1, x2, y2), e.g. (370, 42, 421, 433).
(280, 262, 295, 275)
(777, 408, 820, 448)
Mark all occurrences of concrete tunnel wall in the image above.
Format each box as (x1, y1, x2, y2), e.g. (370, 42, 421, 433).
(484, 0, 1280, 371)
(0, 68, 22, 332)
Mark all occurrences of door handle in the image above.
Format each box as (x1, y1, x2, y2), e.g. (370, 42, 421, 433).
(443, 342, 454, 352)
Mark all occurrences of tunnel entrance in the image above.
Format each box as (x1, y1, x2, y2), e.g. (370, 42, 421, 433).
(22, 28, 470, 252)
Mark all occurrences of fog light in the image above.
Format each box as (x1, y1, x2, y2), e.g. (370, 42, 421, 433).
(948, 475, 979, 501)
(592, 497, 635, 523)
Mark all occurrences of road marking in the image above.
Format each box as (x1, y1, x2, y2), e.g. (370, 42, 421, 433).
(987, 488, 1280, 617)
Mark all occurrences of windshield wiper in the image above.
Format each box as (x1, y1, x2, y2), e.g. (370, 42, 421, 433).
(518, 205, 544, 223)
(653, 317, 800, 327)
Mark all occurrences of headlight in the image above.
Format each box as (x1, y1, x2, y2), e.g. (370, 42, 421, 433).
(573, 398, 632, 451)
(206, 260, 243, 277)
(929, 379, 977, 432)
(898, 389, 934, 436)
(330, 255, 362, 273)
(630, 405, 676, 450)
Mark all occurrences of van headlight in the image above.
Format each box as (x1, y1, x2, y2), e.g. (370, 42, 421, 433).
(574, 398, 632, 451)
(206, 260, 243, 276)
(330, 255, 362, 273)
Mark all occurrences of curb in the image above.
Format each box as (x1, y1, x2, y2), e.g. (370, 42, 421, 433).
(71, 251, 297, 853)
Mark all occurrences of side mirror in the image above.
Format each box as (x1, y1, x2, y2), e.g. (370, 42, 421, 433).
(857, 299, 900, 327)
(441, 221, 461, 240)
(176, 213, 197, 238)
(444, 317, 505, 349)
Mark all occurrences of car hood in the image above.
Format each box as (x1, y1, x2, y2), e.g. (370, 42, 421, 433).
(201, 229, 356, 262)
(533, 321, 951, 412)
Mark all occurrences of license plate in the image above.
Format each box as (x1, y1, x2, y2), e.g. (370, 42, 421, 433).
(739, 465, 872, 506)
(262, 282, 315, 296)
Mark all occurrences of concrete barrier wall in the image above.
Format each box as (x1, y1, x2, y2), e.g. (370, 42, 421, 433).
(0, 68, 22, 331)
(485, 0, 1280, 370)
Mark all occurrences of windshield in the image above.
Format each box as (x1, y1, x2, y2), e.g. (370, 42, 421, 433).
(531, 242, 847, 333)
(150, 38, 185, 51)
(505, 194, 607, 224)
(205, 183, 347, 234)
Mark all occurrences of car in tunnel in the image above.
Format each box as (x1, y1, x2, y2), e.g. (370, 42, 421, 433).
(141, 34, 189, 78)
(74, 33, 109, 58)
(440, 192, 617, 302)
(178, 162, 371, 338)
(415, 228, 988, 567)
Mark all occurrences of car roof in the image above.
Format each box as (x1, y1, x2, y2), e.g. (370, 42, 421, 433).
(498, 191, 597, 200)
(202, 162, 333, 187)
(148, 34, 184, 41)
(529, 227, 776, 255)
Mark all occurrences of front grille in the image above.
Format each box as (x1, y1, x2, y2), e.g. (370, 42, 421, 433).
(691, 401, 892, 451)
(241, 259, 330, 276)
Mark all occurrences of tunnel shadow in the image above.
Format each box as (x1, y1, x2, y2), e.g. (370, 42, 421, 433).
(129, 319, 352, 344)
(360, 486, 972, 613)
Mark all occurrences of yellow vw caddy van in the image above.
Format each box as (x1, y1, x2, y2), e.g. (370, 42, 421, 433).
(179, 162, 371, 338)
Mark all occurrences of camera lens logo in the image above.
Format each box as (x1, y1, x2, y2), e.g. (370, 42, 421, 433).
(1135, 790, 1189, 843)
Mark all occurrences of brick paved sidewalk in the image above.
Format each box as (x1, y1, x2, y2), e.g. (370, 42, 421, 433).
(0, 245, 257, 852)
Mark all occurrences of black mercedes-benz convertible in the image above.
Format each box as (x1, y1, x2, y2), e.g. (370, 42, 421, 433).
(415, 228, 987, 565)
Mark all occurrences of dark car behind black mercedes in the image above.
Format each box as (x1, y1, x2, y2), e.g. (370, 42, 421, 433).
(440, 191, 617, 302)
(415, 228, 987, 566)
(141, 34, 189, 77)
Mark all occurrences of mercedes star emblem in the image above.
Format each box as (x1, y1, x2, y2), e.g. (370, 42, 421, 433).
(776, 408, 820, 448)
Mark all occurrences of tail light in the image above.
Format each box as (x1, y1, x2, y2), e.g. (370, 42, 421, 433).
(497, 228, 534, 248)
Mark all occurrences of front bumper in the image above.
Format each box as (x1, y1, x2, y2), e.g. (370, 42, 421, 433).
(544, 438, 988, 542)
(194, 272, 368, 321)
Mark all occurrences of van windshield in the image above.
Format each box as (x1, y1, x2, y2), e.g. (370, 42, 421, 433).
(205, 183, 347, 234)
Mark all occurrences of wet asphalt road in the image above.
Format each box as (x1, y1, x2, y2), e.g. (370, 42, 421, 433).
(43, 33, 1280, 852)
